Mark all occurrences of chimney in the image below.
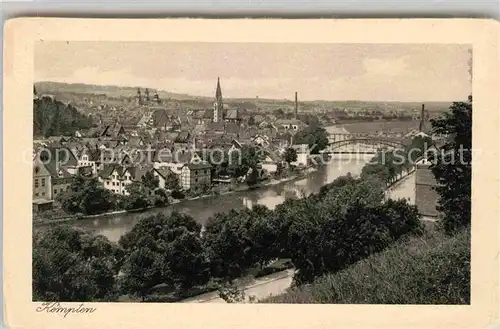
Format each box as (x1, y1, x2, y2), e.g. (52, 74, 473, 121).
(295, 92, 298, 119)
(419, 104, 425, 132)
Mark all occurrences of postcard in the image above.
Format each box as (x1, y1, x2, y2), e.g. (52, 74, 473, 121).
(3, 18, 499, 329)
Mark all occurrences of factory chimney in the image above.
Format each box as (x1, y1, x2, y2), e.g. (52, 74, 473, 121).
(419, 104, 425, 132)
(295, 92, 298, 119)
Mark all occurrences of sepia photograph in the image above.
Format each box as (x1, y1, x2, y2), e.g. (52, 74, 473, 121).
(31, 41, 472, 304)
(3, 18, 499, 329)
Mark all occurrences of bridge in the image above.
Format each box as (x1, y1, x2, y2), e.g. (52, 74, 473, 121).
(325, 133, 406, 154)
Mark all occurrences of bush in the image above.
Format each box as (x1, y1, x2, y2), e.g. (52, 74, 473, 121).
(171, 189, 185, 200)
(262, 226, 470, 304)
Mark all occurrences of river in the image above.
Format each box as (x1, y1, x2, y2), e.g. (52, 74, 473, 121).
(50, 155, 369, 243)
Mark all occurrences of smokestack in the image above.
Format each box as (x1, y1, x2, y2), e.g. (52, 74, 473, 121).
(419, 104, 425, 132)
(295, 92, 298, 119)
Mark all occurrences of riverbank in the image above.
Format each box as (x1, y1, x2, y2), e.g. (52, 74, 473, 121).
(33, 166, 319, 227)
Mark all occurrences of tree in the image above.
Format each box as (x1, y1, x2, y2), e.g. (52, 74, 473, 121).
(153, 188, 169, 207)
(122, 182, 153, 211)
(203, 210, 259, 281)
(294, 125, 329, 154)
(164, 172, 180, 191)
(33, 226, 121, 302)
(430, 99, 472, 234)
(119, 213, 209, 298)
(247, 116, 256, 126)
(58, 178, 116, 215)
(284, 147, 298, 165)
(142, 170, 159, 190)
(119, 247, 163, 301)
(33, 97, 93, 137)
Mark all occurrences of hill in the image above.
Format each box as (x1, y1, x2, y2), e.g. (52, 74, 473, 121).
(262, 224, 470, 304)
(34, 81, 453, 113)
(33, 96, 94, 138)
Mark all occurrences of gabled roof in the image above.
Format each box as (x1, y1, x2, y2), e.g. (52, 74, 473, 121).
(185, 162, 212, 171)
(154, 166, 173, 179)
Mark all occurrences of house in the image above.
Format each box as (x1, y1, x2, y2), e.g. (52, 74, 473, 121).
(98, 164, 148, 195)
(290, 144, 311, 167)
(153, 150, 196, 175)
(49, 167, 74, 198)
(153, 167, 176, 190)
(275, 119, 304, 131)
(180, 162, 212, 192)
(101, 122, 126, 138)
(260, 150, 283, 174)
(33, 161, 52, 200)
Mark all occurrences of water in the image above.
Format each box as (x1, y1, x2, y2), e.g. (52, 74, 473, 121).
(40, 155, 371, 243)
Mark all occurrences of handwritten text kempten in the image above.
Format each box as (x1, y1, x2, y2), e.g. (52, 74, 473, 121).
(36, 302, 96, 318)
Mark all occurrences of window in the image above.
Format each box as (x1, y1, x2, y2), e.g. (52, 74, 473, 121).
(122, 182, 125, 186)
(195, 178, 198, 183)
(41, 192, 45, 196)
(34, 179, 39, 188)
(41, 178, 45, 187)
(54, 189, 57, 194)
(35, 193, 39, 197)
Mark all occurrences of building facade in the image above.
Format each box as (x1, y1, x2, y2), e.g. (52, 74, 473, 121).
(415, 159, 441, 217)
(33, 161, 52, 200)
(180, 162, 212, 192)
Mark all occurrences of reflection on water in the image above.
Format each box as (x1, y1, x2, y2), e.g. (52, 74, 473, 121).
(47, 157, 370, 243)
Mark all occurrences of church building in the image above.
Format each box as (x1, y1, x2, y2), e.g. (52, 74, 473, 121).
(213, 77, 224, 123)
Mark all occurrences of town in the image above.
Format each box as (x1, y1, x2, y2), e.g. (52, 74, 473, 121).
(32, 78, 443, 216)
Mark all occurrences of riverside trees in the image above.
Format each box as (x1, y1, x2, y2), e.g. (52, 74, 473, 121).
(33, 226, 123, 301)
(118, 212, 209, 300)
(35, 169, 423, 301)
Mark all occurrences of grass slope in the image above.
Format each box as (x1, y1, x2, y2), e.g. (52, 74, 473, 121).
(263, 223, 470, 304)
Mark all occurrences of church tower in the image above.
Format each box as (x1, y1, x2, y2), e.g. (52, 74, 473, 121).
(213, 77, 224, 123)
(145, 88, 150, 102)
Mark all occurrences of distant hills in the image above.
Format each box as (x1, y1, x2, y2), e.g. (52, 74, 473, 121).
(35, 81, 209, 101)
(34, 81, 454, 112)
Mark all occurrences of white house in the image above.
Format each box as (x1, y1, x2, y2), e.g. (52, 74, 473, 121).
(260, 151, 282, 174)
(290, 144, 310, 167)
(98, 165, 146, 195)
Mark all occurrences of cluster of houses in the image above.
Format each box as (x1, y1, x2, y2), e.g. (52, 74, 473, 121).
(32, 79, 313, 211)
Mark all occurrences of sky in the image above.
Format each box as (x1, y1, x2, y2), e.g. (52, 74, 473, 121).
(35, 42, 471, 102)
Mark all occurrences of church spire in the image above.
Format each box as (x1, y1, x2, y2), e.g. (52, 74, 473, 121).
(213, 77, 224, 123)
(215, 77, 222, 102)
